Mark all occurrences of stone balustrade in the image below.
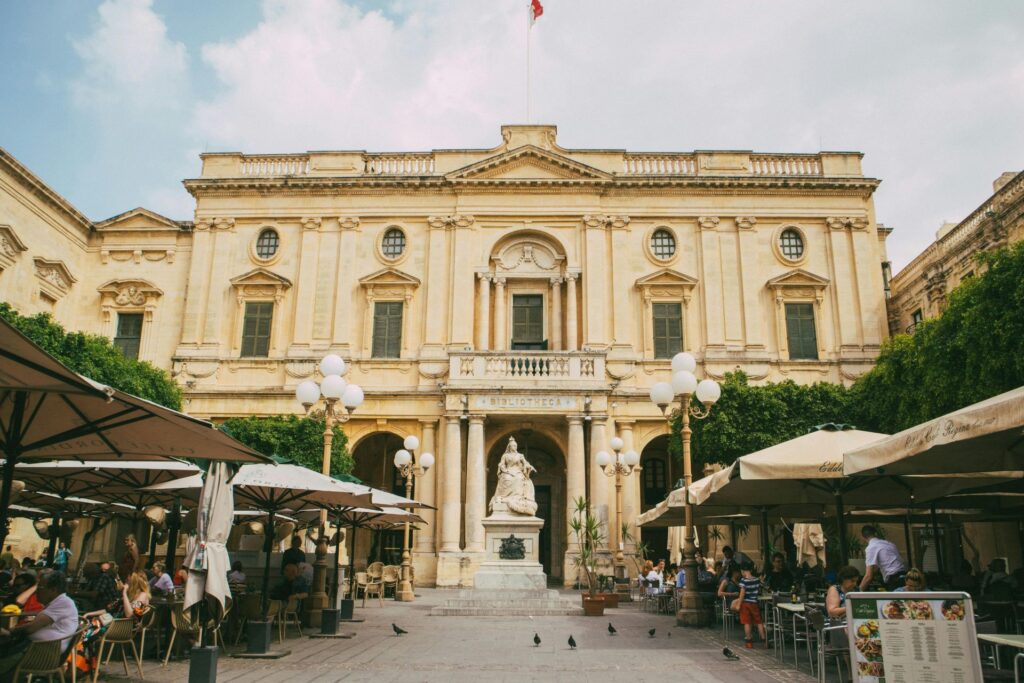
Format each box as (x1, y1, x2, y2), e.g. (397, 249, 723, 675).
(622, 154, 697, 175)
(239, 155, 310, 176)
(363, 153, 436, 175)
(749, 154, 822, 176)
(447, 350, 606, 388)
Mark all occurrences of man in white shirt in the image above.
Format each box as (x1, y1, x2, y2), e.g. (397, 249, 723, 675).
(0, 570, 80, 676)
(859, 525, 908, 591)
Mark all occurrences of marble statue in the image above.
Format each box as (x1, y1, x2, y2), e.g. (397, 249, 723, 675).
(488, 437, 538, 516)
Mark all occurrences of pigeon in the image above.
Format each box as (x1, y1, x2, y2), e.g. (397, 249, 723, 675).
(723, 647, 740, 660)
(648, 628, 656, 638)
(667, 631, 671, 638)
(607, 623, 617, 635)
(392, 623, 407, 636)
(568, 635, 577, 650)
(534, 633, 541, 647)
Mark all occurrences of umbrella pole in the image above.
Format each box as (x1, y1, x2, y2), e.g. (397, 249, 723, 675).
(165, 498, 182, 573)
(903, 512, 914, 568)
(835, 493, 848, 566)
(929, 503, 944, 576)
(147, 525, 159, 567)
(760, 508, 770, 569)
(46, 514, 61, 568)
(0, 392, 27, 551)
(261, 510, 275, 618)
(332, 513, 343, 606)
(349, 522, 357, 597)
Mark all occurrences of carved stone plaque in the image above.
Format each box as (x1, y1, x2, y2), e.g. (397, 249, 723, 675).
(497, 535, 526, 560)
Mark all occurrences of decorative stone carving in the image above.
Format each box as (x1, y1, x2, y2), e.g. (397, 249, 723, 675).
(338, 216, 361, 230)
(826, 216, 869, 231)
(284, 361, 317, 378)
(0, 225, 27, 272)
(427, 214, 475, 229)
(582, 214, 630, 229)
(735, 216, 757, 230)
(698, 216, 720, 230)
(212, 217, 236, 231)
(33, 258, 76, 300)
(498, 535, 526, 560)
(302, 217, 322, 231)
(488, 437, 538, 516)
(494, 238, 562, 273)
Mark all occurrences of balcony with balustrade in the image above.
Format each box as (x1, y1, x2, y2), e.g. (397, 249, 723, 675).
(447, 350, 607, 390)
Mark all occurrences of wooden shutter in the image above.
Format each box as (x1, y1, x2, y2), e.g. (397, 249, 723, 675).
(372, 301, 403, 358)
(241, 302, 274, 357)
(114, 313, 144, 360)
(784, 303, 818, 360)
(652, 302, 683, 359)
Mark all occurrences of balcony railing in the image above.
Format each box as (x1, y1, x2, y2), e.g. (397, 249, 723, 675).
(448, 350, 606, 387)
(240, 155, 310, 176)
(622, 154, 697, 175)
(749, 154, 822, 176)
(363, 153, 436, 175)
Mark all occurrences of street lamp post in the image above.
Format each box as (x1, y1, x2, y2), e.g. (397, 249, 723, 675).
(393, 437, 433, 602)
(595, 436, 640, 578)
(649, 352, 720, 627)
(295, 354, 364, 629)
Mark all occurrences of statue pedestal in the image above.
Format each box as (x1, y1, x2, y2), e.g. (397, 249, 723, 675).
(473, 512, 546, 591)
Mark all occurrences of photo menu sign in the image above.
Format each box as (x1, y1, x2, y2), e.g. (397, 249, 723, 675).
(846, 592, 982, 683)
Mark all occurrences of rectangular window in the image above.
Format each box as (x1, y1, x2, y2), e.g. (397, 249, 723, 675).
(371, 301, 403, 358)
(652, 302, 683, 359)
(511, 294, 546, 350)
(240, 302, 274, 357)
(784, 303, 818, 360)
(113, 313, 144, 360)
(911, 309, 923, 325)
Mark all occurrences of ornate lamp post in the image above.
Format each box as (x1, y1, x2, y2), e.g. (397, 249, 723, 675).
(393, 436, 433, 602)
(295, 354, 364, 628)
(595, 436, 640, 577)
(649, 352, 720, 627)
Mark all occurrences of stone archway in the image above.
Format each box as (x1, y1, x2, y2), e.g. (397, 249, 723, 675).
(350, 432, 405, 569)
(639, 434, 672, 563)
(486, 429, 566, 583)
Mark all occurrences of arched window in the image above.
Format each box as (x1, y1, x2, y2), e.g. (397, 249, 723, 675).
(642, 458, 667, 507)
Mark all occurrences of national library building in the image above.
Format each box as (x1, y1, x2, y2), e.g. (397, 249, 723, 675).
(0, 125, 891, 586)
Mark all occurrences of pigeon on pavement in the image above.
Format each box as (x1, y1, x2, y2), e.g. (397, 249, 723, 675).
(648, 628, 656, 638)
(534, 633, 541, 647)
(392, 624, 407, 636)
(607, 623, 617, 635)
(723, 647, 740, 660)
(568, 635, 577, 650)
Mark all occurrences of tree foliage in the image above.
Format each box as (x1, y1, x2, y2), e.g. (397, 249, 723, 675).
(0, 302, 182, 410)
(850, 241, 1024, 433)
(219, 414, 353, 476)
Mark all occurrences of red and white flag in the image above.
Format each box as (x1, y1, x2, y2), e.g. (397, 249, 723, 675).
(530, 0, 544, 26)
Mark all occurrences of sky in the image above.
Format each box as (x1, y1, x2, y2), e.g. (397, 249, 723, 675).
(1, 0, 1022, 271)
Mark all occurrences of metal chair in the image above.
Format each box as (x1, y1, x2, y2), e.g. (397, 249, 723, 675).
(719, 596, 737, 639)
(277, 595, 303, 640)
(381, 565, 400, 598)
(772, 594, 795, 658)
(806, 609, 848, 683)
(94, 617, 144, 682)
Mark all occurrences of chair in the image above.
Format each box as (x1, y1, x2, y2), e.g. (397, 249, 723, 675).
(772, 595, 795, 658)
(719, 596, 737, 640)
(264, 600, 283, 643)
(353, 572, 368, 599)
(136, 605, 156, 661)
(366, 562, 384, 582)
(163, 603, 200, 666)
(276, 595, 303, 640)
(93, 617, 144, 682)
(806, 610, 848, 683)
(12, 634, 75, 683)
(381, 565, 400, 598)
(362, 574, 384, 607)
(232, 593, 264, 646)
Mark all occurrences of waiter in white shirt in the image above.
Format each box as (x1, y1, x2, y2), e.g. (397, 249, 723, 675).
(859, 525, 908, 591)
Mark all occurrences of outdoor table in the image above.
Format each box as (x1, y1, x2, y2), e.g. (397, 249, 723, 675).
(776, 602, 808, 668)
(977, 633, 1024, 673)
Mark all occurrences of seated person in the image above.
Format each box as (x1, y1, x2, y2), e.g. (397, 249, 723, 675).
(3, 573, 44, 622)
(75, 571, 151, 675)
(645, 560, 666, 595)
(826, 566, 860, 620)
(718, 566, 742, 605)
(227, 560, 246, 586)
(979, 558, 1013, 597)
(148, 561, 174, 595)
(0, 570, 79, 678)
(72, 562, 119, 613)
(297, 560, 314, 586)
(894, 567, 927, 592)
(271, 563, 310, 603)
(949, 560, 978, 597)
(173, 565, 188, 586)
(763, 552, 794, 593)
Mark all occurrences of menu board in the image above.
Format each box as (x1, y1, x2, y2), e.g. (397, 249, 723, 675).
(846, 592, 982, 683)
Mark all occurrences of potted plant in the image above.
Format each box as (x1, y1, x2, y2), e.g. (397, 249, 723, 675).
(569, 496, 606, 616)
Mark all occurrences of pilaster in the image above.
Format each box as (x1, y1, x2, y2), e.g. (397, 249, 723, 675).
(464, 414, 486, 553)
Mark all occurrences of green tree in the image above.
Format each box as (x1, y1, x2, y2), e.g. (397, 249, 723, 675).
(219, 414, 353, 476)
(851, 241, 1024, 433)
(671, 371, 855, 471)
(0, 302, 182, 409)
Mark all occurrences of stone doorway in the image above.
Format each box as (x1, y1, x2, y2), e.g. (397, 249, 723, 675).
(350, 432, 406, 571)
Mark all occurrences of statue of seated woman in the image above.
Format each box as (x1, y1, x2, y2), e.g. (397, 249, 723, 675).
(488, 437, 538, 516)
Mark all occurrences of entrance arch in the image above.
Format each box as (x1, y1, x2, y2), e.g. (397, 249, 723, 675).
(639, 434, 673, 564)
(486, 429, 565, 583)
(350, 432, 405, 569)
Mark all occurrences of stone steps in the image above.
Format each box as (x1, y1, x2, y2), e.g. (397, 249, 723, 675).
(431, 606, 585, 616)
(430, 588, 584, 616)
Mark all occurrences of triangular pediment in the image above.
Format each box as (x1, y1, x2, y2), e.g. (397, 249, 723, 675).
(358, 268, 421, 288)
(635, 268, 699, 289)
(447, 146, 612, 182)
(230, 268, 293, 289)
(766, 269, 829, 289)
(95, 207, 183, 232)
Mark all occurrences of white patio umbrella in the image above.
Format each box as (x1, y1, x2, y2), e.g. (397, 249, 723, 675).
(184, 461, 234, 645)
(843, 386, 1024, 476)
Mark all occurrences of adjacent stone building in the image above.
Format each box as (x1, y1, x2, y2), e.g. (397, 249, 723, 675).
(0, 125, 892, 585)
(887, 170, 1024, 335)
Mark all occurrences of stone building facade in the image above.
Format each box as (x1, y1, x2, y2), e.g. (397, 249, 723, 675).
(887, 170, 1024, 335)
(0, 126, 891, 585)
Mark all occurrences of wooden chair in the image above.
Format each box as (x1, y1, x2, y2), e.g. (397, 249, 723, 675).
(264, 600, 283, 643)
(381, 565, 400, 598)
(94, 617, 144, 682)
(276, 595, 303, 640)
(135, 605, 156, 662)
(362, 574, 384, 607)
(162, 603, 200, 666)
(232, 593, 264, 646)
(13, 626, 86, 683)
(353, 572, 368, 599)
(366, 562, 384, 583)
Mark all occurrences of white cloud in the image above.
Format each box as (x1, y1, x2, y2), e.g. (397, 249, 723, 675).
(71, 0, 189, 111)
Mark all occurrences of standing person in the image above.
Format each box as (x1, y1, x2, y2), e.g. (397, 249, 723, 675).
(721, 546, 750, 577)
(737, 562, 769, 649)
(859, 525, 907, 591)
(118, 534, 139, 582)
(281, 536, 305, 572)
(0, 545, 14, 570)
(53, 542, 71, 574)
(763, 552, 794, 593)
(0, 570, 79, 678)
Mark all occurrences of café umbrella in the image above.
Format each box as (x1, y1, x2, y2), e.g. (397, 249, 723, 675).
(0, 316, 267, 549)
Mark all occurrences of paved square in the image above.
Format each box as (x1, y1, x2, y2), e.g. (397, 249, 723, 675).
(116, 590, 816, 682)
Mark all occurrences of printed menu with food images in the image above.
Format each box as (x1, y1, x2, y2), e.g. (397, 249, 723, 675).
(846, 592, 982, 683)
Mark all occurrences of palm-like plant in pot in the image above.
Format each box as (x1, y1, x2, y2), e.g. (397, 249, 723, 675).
(569, 496, 606, 616)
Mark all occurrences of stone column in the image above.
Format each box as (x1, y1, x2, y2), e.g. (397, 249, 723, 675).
(565, 273, 578, 351)
(464, 415, 486, 553)
(589, 415, 610, 530)
(414, 419, 437, 554)
(565, 415, 586, 583)
(550, 277, 562, 350)
(493, 277, 507, 351)
(476, 274, 491, 350)
(440, 416, 463, 552)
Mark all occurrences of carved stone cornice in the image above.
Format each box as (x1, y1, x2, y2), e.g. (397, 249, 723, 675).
(826, 216, 869, 231)
(582, 214, 630, 229)
(301, 217, 322, 231)
(698, 216, 720, 230)
(735, 216, 757, 230)
(427, 214, 475, 230)
(338, 216, 361, 230)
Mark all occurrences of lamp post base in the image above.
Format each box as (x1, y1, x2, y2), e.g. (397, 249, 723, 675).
(396, 579, 415, 602)
(675, 590, 708, 627)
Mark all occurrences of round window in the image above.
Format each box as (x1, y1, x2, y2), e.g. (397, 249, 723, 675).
(779, 229, 804, 260)
(381, 227, 406, 259)
(650, 229, 676, 260)
(255, 229, 280, 260)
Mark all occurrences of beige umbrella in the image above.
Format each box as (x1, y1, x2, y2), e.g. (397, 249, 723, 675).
(792, 523, 826, 568)
(184, 461, 234, 647)
(843, 386, 1024, 476)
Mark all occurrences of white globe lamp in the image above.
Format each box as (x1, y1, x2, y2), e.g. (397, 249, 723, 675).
(320, 374, 347, 400)
(295, 380, 320, 407)
(320, 354, 346, 378)
(696, 379, 722, 405)
(393, 449, 412, 467)
(403, 435, 420, 452)
(671, 370, 698, 396)
(419, 452, 435, 470)
(595, 450, 611, 468)
(341, 384, 364, 409)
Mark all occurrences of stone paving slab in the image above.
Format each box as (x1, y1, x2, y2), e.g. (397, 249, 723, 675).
(99, 589, 816, 683)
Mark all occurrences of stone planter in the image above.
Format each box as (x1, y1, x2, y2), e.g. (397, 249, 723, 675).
(581, 594, 606, 617)
(598, 592, 619, 608)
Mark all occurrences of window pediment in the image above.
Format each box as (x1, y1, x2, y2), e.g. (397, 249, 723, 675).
(447, 146, 612, 182)
(492, 237, 565, 276)
(635, 268, 699, 299)
(97, 279, 163, 307)
(33, 257, 76, 300)
(230, 268, 292, 300)
(766, 269, 829, 294)
(0, 224, 27, 271)
(358, 267, 420, 299)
